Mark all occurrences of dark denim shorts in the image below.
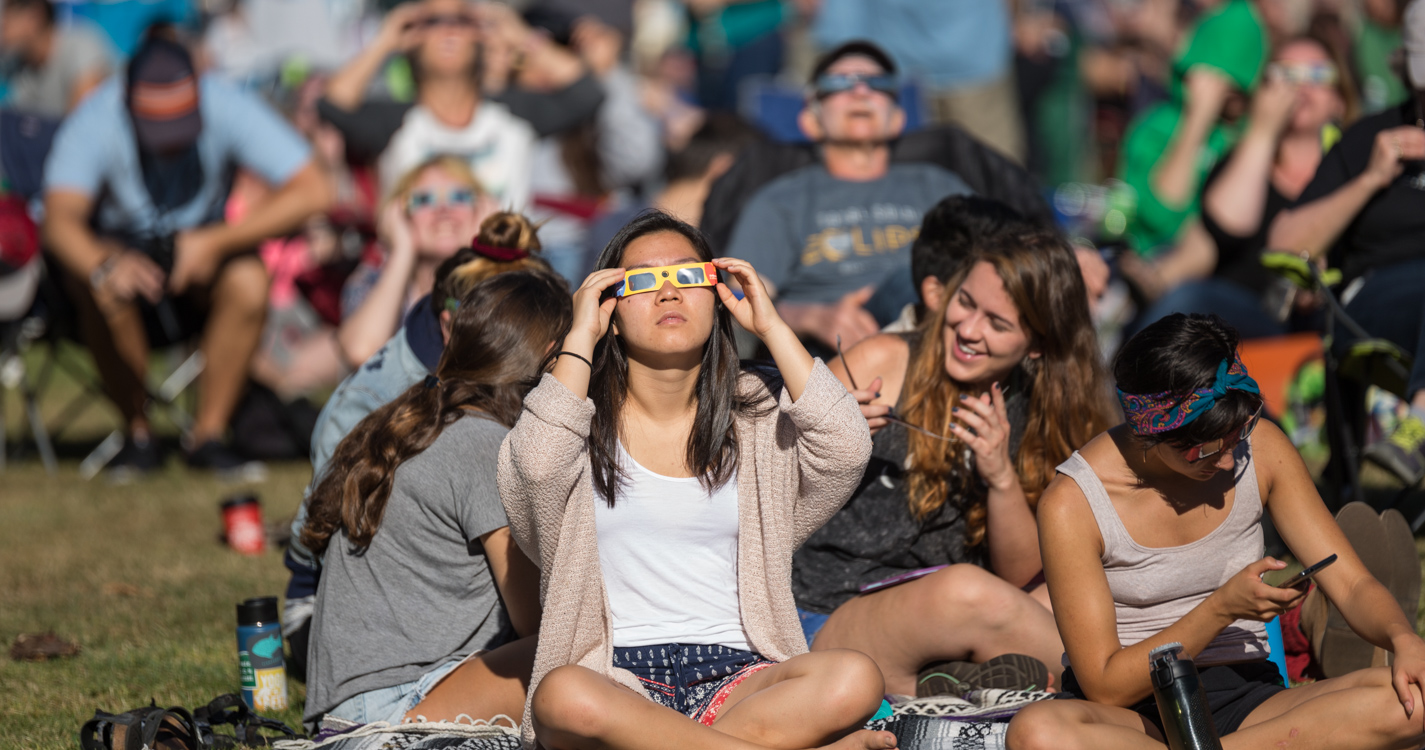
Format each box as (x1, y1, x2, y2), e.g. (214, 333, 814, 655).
(612, 643, 773, 725)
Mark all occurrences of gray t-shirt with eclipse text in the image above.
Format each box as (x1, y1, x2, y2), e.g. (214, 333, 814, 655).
(726, 162, 972, 305)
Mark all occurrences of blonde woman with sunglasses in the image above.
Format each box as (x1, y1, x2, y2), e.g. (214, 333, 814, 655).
(498, 210, 897, 750)
(337, 155, 497, 368)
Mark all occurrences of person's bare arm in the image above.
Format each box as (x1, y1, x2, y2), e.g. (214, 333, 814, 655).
(325, 3, 427, 111)
(1257, 422, 1425, 717)
(170, 162, 332, 292)
(1203, 76, 1296, 236)
(1121, 220, 1218, 300)
(67, 67, 108, 113)
(44, 190, 167, 304)
(1150, 67, 1232, 209)
(777, 286, 880, 351)
(1268, 126, 1425, 260)
(480, 526, 542, 638)
(336, 201, 417, 368)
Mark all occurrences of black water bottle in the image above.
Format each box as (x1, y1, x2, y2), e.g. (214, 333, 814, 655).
(1149, 642, 1222, 750)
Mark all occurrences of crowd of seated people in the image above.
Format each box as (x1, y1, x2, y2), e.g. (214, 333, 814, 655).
(11, 2, 1425, 749)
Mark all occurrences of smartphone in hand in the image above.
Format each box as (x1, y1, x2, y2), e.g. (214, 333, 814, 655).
(1276, 554, 1338, 591)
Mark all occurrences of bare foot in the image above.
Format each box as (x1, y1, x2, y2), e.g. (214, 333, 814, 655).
(815, 729, 898, 750)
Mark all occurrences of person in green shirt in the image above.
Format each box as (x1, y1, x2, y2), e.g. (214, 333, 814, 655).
(1355, 0, 1409, 115)
(1118, 0, 1269, 255)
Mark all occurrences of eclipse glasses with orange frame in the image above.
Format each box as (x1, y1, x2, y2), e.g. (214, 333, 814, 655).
(614, 262, 719, 298)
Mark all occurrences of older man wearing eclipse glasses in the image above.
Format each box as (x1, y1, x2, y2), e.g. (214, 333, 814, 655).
(724, 40, 972, 355)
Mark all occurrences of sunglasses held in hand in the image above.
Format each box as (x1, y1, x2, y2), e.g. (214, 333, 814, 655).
(836, 336, 957, 443)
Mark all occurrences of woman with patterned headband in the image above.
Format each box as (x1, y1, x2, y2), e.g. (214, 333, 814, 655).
(1007, 313, 1425, 750)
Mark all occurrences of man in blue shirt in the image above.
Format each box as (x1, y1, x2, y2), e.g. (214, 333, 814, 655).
(43, 33, 331, 477)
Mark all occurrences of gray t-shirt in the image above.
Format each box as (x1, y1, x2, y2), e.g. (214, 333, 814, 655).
(725, 162, 971, 305)
(7, 25, 112, 118)
(305, 413, 515, 722)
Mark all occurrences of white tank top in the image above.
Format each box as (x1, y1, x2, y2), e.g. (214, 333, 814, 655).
(594, 445, 750, 650)
(1055, 439, 1269, 666)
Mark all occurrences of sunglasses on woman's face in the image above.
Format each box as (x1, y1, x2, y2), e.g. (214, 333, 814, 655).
(407, 188, 476, 212)
(813, 72, 899, 101)
(1268, 61, 1338, 87)
(615, 262, 717, 298)
(1181, 404, 1264, 463)
(420, 13, 476, 28)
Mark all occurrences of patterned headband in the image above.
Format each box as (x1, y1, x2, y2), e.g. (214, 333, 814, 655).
(1117, 352, 1260, 435)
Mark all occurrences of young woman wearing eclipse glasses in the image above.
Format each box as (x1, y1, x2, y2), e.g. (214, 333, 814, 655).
(1007, 313, 1425, 750)
(498, 211, 896, 750)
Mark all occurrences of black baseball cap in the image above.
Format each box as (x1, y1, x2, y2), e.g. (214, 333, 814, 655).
(810, 40, 898, 83)
(126, 37, 202, 154)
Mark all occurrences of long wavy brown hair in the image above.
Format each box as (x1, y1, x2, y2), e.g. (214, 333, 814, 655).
(301, 271, 573, 556)
(899, 228, 1112, 547)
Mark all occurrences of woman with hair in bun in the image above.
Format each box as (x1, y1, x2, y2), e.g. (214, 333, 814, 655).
(1008, 313, 1425, 750)
(302, 270, 572, 728)
(282, 210, 558, 684)
(798, 226, 1114, 696)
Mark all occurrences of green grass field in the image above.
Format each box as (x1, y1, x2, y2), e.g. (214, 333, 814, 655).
(0, 461, 311, 749)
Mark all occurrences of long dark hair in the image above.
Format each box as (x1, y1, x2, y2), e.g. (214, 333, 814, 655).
(1114, 313, 1263, 448)
(302, 271, 573, 555)
(901, 227, 1114, 546)
(587, 210, 767, 506)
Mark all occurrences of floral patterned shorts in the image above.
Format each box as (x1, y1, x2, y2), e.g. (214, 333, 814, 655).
(611, 643, 774, 725)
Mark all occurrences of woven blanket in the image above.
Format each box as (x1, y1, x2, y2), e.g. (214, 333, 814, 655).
(274, 716, 521, 750)
(285, 690, 1058, 750)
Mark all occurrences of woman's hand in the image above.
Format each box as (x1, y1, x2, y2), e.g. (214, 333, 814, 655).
(1209, 558, 1308, 622)
(1364, 126, 1425, 191)
(378, 201, 414, 259)
(850, 376, 889, 436)
(1389, 637, 1425, 726)
(374, 2, 428, 55)
(712, 257, 788, 341)
(1249, 73, 1298, 137)
(948, 383, 1017, 491)
(566, 268, 624, 353)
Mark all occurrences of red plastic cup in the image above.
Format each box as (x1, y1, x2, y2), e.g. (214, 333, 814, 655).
(221, 494, 266, 555)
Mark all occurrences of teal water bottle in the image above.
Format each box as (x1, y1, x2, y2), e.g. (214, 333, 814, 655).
(237, 597, 288, 712)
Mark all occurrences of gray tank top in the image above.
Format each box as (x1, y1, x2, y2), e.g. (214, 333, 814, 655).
(1055, 440, 1269, 665)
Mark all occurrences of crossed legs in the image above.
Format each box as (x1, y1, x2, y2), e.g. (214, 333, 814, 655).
(1007, 666, 1425, 750)
(531, 649, 896, 750)
(810, 564, 1064, 695)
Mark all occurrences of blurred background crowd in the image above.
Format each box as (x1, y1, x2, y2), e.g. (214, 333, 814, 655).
(2, 0, 1424, 495)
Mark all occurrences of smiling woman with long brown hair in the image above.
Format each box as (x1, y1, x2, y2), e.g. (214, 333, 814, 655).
(795, 225, 1114, 696)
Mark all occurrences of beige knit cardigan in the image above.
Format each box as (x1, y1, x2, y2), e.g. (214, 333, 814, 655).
(496, 361, 872, 748)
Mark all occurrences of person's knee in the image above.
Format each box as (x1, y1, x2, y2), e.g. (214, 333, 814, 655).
(806, 649, 885, 720)
(1362, 681, 1425, 745)
(531, 666, 610, 739)
(1006, 702, 1072, 750)
(214, 257, 269, 318)
(927, 565, 1018, 626)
